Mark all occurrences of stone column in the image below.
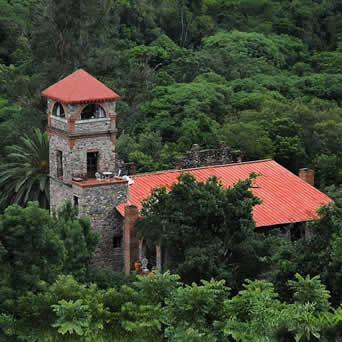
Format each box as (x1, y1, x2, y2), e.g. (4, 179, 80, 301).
(123, 205, 139, 274)
(156, 245, 162, 272)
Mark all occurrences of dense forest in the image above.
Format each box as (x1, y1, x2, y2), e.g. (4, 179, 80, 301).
(1, 0, 342, 184)
(1, 0, 342, 340)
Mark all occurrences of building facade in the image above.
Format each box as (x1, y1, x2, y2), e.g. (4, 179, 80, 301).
(43, 69, 129, 269)
(44, 69, 332, 274)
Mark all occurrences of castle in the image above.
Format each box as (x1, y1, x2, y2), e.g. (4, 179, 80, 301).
(42, 69, 332, 273)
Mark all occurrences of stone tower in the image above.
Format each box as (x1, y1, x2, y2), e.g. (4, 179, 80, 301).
(42, 69, 129, 269)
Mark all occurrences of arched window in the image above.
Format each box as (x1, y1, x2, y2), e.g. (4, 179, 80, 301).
(52, 102, 65, 118)
(80, 104, 106, 120)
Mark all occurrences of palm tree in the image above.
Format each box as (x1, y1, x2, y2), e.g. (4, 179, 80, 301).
(0, 128, 49, 210)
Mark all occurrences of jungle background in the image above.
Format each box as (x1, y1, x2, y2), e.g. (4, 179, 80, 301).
(1, 0, 342, 340)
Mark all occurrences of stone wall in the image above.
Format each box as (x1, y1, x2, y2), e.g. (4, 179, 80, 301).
(51, 116, 68, 131)
(49, 134, 73, 184)
(115, 159, 137, 176)
(74, 181, 128, 270)
(70, 135, 116, 176)
(175, 143, 243, 169)
(49, 178, 73, 213)
(73, 118, 111, 134)
(48, 97, 122, 270)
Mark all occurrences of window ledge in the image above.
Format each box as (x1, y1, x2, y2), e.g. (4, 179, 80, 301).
(51, 116, 67, 123)
(76, 118, 110, 124)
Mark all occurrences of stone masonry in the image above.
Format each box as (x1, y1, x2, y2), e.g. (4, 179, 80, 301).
(47, 94, 129, 270)
(73, 180, 128, 270)
(175, 143, 243, 169)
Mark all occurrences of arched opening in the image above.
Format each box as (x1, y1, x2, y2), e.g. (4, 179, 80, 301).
(52, 102, 65, 118)
(80, 104, 106, 120)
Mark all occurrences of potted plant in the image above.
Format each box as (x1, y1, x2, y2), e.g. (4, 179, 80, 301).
(134, 260, 141, 271)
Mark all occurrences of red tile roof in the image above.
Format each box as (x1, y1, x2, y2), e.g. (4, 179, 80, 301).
(116, 160, 332, 227)
(41, 69, 120, 104)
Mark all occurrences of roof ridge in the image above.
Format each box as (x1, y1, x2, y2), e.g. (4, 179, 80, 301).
(131, 159, 273, 178)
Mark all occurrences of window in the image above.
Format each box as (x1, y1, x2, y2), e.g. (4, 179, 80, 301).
(57, 151, 63, 178)
(80, 104, 105, 120)
(290, 225, 304, 241)
(52, 102, 65, 118)
(113, 235, 122, 248)
(87, 152, 98, 178)
(73, 195, 79, 207)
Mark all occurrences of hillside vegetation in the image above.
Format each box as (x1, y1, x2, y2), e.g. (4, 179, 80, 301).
(1, 0, 342, 188)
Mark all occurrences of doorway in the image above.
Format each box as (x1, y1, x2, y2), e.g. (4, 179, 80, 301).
(87, 152, 98, 178)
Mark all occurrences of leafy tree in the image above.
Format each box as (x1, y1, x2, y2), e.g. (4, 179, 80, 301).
(289, 274, 331, 314)
(55, 202, 98, 282)
(224, 279, 286, 342)
(162, 278, 228, 341)
(0, 274, 163, 342)
(0, 201, 98, 300)
(0, 272, 338, 342)
(136, 172, 271, 287)
(0, 98, 21, 159)
(270, 204, 342, 305)
(0, 202, 64, 299)
(0, 128, 49, 210)
(219, 121, 274, 161)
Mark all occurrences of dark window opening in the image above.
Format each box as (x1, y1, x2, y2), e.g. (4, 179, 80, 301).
(73, 195, 79, 207)
(81, 104, 105, 120)
(113, 235, 122, 248)
(57, 151, 63, 178)
(52, 102, 65, 118)
(87, 152, 98, 178)
(290, 225, 303, 241)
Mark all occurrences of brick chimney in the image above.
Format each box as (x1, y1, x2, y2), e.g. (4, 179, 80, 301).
(123, 205, 139, 274)
(299, 168, 314, 186)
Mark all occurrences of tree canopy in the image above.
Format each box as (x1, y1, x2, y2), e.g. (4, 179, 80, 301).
(136, 172, 271, 287)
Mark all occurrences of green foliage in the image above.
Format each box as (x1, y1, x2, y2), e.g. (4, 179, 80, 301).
(289, 274, 331, 313)
(2, 0, 342, 339)
(224, 279, 285, 342)
(87, 268, 136, 290)
(0, 128, 49, 210)
(162, 278, 228, 341)
(0, 201, 98, 301)
(55, 202, 98, 282)
(134, 271, 182, 305)
(136, 173, 270, 288)
(52, 299, 92, 336)
(0, 272, 340, 342)
(0, 202, 64, 298)
(219, 121, 274, 161)
(270, 204, 342, 306)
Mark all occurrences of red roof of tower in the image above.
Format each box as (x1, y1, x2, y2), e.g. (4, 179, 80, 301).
(116, 160, 332, 228)
(41, 69, 120, 103)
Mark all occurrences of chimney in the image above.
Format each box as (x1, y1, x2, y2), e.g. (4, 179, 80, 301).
(123, 205, 139, 274)
(299, 168, 314, 186)
(175, 157, 183, 170)
(128, 162, 136, 176)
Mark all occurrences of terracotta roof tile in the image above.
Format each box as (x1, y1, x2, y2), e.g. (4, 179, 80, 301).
(41, 69, 120, 104)
(116, 160, 332, 227)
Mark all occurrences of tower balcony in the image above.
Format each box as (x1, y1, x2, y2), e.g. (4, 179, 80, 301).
(74, 117, 111, 134)
(49, 116, 113, 135)
(50, 116, 68, 131)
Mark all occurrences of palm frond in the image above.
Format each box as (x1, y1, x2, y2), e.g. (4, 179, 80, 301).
(0, 129, 50, 209)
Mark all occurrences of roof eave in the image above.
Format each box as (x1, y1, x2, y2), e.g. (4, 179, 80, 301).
(41, 93, 120, 104)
